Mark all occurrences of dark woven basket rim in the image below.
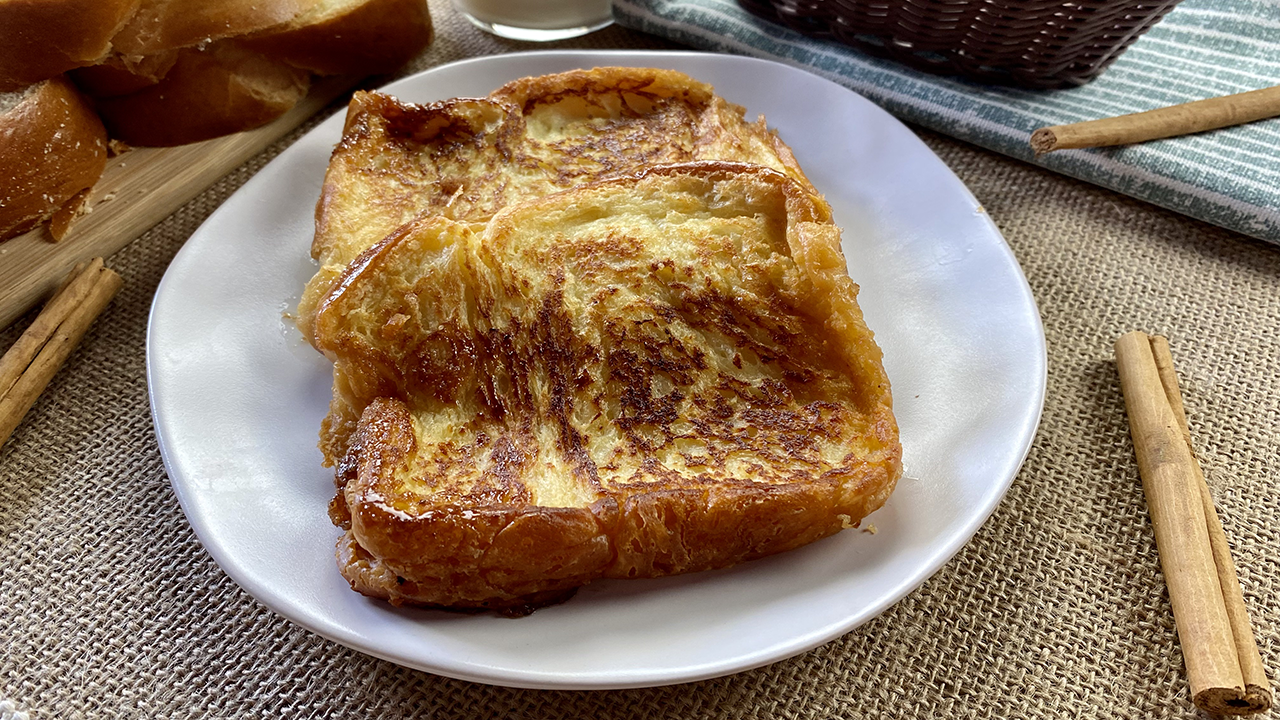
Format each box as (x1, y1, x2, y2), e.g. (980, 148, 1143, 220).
(738, 0, 1185, 88)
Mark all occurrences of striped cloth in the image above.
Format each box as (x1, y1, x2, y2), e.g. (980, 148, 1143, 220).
(612, 0, 1280, 245)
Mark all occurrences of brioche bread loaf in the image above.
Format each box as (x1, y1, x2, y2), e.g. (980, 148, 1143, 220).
(0, 77, 107, 241)
(0, 0, 432, 241)
(241, 0, 433, 76)
(108, 0, 311, 57)
(87, 0, 430, 147)
(0, 0, 139, 91)
(94, 41, 311, 147)
(2, 0, 432, 105)
(316, 162, 901, 611)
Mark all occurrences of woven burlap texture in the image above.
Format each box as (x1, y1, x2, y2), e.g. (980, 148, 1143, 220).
(2, 2, 1277, 717)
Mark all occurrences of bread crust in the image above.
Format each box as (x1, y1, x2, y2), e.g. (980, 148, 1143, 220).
(94, 41, 310, 147)
(0, 0, 139, 91)
(241, 0, 433, 76)
(342, 400, 896, 610)
(109, 0, 310, 56)
(340, 396, 899, 608)
(340, 398, 615, 610)
(323, 162, 902, 610)
(0, 77, 108, 241)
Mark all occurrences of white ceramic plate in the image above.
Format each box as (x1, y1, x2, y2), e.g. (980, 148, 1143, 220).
(148, 51, 1045, 690)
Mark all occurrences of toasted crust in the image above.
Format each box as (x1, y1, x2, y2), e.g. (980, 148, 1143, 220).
(0, 0, 139, 91)
(297, 67, 828, 347)
(109, 0, 310, 56)
(242, 0, 433, 76)
(0, 77, 108, 241)
(319, 163, 901, 610)
(94, 41, 310, 147)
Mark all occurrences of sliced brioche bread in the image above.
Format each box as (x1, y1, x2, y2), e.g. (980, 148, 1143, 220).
(109, 0, 310, 56)
(94, 41, 310, 147)
(298, 67, 826, 348)
(69, 50, 179, 99)
(241, 0, 433, 76)
(316, 162, 901, 610)
(1, 77, 108, 240)
(0, 0, 139, 91)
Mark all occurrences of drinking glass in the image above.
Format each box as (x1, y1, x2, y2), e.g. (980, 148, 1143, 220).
(452, 0, 613, 41)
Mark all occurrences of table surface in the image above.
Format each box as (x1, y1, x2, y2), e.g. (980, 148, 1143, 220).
(2, 2, 1277, 718)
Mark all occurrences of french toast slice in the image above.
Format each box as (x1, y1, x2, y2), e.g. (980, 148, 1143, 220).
(316, 162, 901, 611)
(297, 66, 824, 348)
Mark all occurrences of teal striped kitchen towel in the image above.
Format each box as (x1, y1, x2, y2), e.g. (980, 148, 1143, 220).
(612, 0, 1280, 245)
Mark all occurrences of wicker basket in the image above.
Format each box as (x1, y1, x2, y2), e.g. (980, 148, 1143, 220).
(737, 0, 1184, 88)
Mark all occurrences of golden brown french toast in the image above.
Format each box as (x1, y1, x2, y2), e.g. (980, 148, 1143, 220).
(296, 66, 825, 348)
(316, 162, 901, 611)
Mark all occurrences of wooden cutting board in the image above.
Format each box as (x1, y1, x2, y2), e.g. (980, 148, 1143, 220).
(0, 74, 360, 331)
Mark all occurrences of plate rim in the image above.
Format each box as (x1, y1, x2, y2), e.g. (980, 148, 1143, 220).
(147, 48, 1047, 690)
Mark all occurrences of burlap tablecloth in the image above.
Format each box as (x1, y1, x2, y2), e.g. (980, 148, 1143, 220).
(2, 2, 1277, 717)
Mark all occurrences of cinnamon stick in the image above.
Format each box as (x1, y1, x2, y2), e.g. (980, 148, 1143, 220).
(0, 260, 122, 449)
(1031, 85, 1280, 153)
(1115, 331, 1272, 715)
(1148, 336, 1272, 713)
(0, 258, 104, 400)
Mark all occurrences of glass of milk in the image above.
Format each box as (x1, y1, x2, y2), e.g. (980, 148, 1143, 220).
(452, 0, 614, 41)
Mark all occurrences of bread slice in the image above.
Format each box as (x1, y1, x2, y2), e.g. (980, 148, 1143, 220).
(1, 77, 108, 241)
(108, 0, 310, 57)
(0, 0, 139, 91)
(68, 0, 431, 101)
(69, 50, 180, 99)
(241, 0, 433, 76)
(297, 67, 824, 349)
(315, 162, 901, 611)
(94, 41, 310, 147)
